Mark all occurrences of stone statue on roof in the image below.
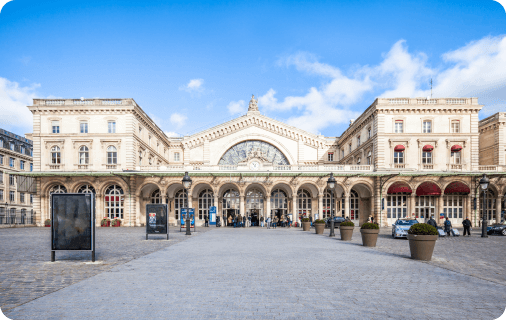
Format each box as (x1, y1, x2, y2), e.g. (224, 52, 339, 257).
(248, 94, 258, 111)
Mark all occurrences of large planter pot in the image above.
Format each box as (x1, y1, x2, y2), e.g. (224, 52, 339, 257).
(315, 223, 325, 234)
(360, 229, 379, 247)
(340, 226, 354, 241)
(101, 221, 111, 227)
(44, 225, 51, 227)
(407, 234, 438, 261)
(302, 221, 311, 231)
(112, 220, 121, 227)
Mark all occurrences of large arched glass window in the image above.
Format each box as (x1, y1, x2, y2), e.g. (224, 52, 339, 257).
(349, 189, 359, 221)
(79, 146, 89, 164)
(174, 189, 188, 220)
(107, 146, 117, 164)
(51, 146, 61, 164)
(480, 190, 496, 222)
(222, 189, 239, 213)
(219, 140, 289, 165)
(198, 189, 214, 220)
(50, 184, 67, 194)
(297, 189, 311, 218)
(77, 184, 95, 194)
(246, 189, 263, 213)
(151, 189, 161, 203)
(105, 185, 124, 219)
(323, 189, 335, 219)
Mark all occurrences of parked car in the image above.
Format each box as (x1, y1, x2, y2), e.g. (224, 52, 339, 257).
(487, 223, 506, 236)
(392, 219, 419, 238)
(325, 216, 346, 228)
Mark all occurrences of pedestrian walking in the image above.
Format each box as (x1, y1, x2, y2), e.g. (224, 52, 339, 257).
(427, 216, 437, 229)
(204, 213, 209, 227)
(463, 217, 472, 236)
(273, 216, 278, 229)
(444, 217, 455, 236)
(260, 216, 264, 227)
(242, 215, 246, 228)
(309, 215, 313, 227)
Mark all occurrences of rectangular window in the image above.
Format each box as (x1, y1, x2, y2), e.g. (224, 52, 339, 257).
(394, 151, 404, 164)
(80, 121, 88, 133)
(451, 151, 461, 164)
(20, 193, 24, 203)
(30, 194, 33, 204)
(0, 171, 3, 183)
(9, 175, 15, 185)
(357, 136, 361, 147)
(108, 121, 116, 133)
(52, 121, 60, 133)
(0, 140, 3, 148)
(174, 152, 180, 162)
(10, 158, 15, 168)
(328, 153, 334, 162)
(10, 143, 14, 151)
(394, 120, 403, 133)
(368, 128, 371, 139)
(451, 120, 460, 133)
(422, 152, 432, 164)
(30, 163, 33, 171)
(20, 160, 24, 170)
(349, 144, 352, 153)
(341, 150, 344, 159)
(10, 191, 15, 202)
(422, 121, 432, 133)
(0, 154, 3, 165)
(20, 146, 24, 154)
(0, 190, 3, 201)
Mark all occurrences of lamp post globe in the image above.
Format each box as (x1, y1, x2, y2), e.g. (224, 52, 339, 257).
(479, 174, 489, 238)
(182, 172, 192, 235)
(327, 173, 336, 237)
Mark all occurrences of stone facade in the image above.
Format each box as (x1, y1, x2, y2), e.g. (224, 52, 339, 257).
(23, 96, 506, 228)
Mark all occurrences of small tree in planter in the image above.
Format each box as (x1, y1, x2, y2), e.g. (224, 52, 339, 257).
(301, 218, 311, 231)
(314, 219, 325, 234)
(339, 221, 355, 241)
(111, 219, 121, 227)
(407, 223, 438, 261)
(360, 222, 379, 247)
(44, 219, 51, 227)
(101, 218, 111, 227)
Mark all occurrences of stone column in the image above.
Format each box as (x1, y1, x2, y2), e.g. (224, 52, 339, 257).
(318, 194, 323, 220)
(266, 196, 271, 221)
(438, 195, 444, 226)
(344, 194, 350, 219)
(168, 197, 175, 226)
(409, 194, 416, 219)
(292, 194, 298, 223)
(240, 195, 245, 218)
(496, 196, 502, 224)
(95, 194, 103, 226)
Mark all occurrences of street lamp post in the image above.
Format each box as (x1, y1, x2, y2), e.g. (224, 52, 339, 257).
(328, 173, 336, 237)
(480, 174, 489, 238)
(182, 171, 193, 236)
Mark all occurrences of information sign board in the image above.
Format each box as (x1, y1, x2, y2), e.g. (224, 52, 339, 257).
(209, 206, 216, 225)
(51, 193, 95, 261)
(146, 204, 168, 239)
(180, 208, 195, 226)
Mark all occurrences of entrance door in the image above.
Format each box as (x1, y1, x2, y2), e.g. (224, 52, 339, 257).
(226, 209, 237, 226)
(250, 209, 259, 226)
(415, 196, 435, 223)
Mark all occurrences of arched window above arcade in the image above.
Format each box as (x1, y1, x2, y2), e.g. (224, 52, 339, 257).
(219, 140, 289, 165)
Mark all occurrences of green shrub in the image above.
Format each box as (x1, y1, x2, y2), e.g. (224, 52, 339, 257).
(112, 219, 121, 227)
(361, 222, 379, 229)
(340, 221, 355, 227)
(301, 218, 310, 222)
(314, 219, 325, 224)
(408, 223, 438, 235)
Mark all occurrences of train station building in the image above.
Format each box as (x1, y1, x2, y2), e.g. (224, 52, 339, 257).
(19, 95, 506, 227)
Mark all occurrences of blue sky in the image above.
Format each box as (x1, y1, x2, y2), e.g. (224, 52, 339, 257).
(0, 0, 505, 137)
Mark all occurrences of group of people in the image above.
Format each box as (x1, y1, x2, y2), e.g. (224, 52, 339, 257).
(426, 215, 473, 236)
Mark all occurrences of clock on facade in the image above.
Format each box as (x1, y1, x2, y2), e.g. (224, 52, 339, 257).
(249, 161, 260, 170)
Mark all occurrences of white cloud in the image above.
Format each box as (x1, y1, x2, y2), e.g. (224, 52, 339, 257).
(227, 100, 246, 115)
(170, 113, 187, 129)
(258, 36, 506, 133)
(179, 78, 204, 93)
(0, 77, 39, 133)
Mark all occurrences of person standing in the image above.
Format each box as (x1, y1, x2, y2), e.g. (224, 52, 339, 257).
(260, 216, 264, 227)
(273, 216, 278, 229)
(266, 216, 271, 229)
(309, 215, 313, 227)
(242, 215, 246, 228)
(427, 216, 437, 229)
(444, 217, 454, 236)
(463, 217, 472, 236)
(204, 213, 209, 227)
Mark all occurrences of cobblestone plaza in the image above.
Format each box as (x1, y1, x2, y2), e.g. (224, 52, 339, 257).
(1, 227, 505, 319)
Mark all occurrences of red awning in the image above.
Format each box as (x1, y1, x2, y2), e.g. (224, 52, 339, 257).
(444, 181, 470, 194)
(451, 145, 462, 152)
(422, 145, 434, 152)
(387, 182, 412, 194)
(394, 145, 405, 152)
(416, 182, 442, 196)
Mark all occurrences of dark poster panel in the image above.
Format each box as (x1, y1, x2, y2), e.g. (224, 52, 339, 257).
(51, 193, 94, 251)
(146, 204, 168, 234)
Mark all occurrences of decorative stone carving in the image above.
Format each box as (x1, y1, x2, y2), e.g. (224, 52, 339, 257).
(248, 95, 258, 111)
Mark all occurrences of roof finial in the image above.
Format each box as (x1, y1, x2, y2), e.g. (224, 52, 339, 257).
(248, 94, 258, 112)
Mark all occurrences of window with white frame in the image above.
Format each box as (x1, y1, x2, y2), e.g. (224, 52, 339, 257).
(394, 151, 404, 164)
(175, 189, 188, 220)
(451, 151, 461, 164)
(52, 121, 60, 133)
(10, 191, 14, 202)
(367, 151, 372, 165)
(9, 175, 15, 186)
(20, 193, 24, 203)
(328, 152, 334, 162)
(422, 120, 432, 133)
(0, 154, 3, 165)
(105, 185, 124, 219)
(79, 146, 89, 164)
(108, 121, 116, 133)
(0, 190, 3, 201)
(357, 136, 361, 147)
(20, 160, 25, 170)
(30, 163, 33, 171)
(198, 189, 214, 220)
(451, 120, 460, 133)
(0, 171, 3, 183)
(107, 146, 117, 164)
(394, 120, 403, 133)
(51, 146, 61, 164)
(174, 152, 180, 162)
(20, 146, 24, 154)
(422, 151, 432, 164)
(30, 194, 33, 203)
(80, 121, 88, 133)
(0, 140, 3, 148)
(9, 158, 14, 167)
(10, 143, 14, 151)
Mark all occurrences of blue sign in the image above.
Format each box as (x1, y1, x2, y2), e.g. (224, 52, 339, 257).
(180, 208, 195, 227)
(209, 206, 217, 225)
